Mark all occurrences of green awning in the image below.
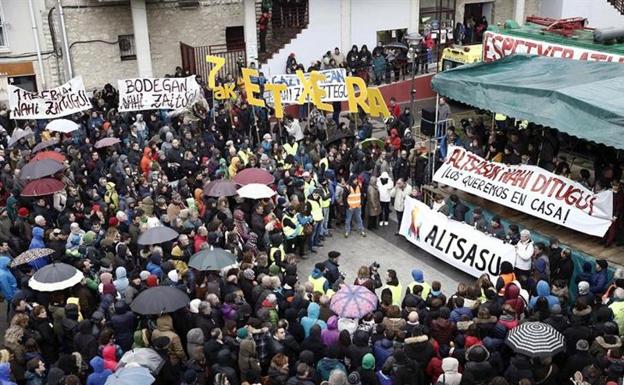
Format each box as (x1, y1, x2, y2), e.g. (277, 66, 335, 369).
(431, 55, 624, 150)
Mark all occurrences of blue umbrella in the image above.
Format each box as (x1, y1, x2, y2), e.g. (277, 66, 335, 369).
(105, 366, 154, 385)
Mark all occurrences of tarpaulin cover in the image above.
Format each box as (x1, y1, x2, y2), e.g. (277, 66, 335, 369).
(431, 55, 624, 150)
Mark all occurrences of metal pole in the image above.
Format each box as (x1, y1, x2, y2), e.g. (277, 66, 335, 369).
(431, 93, 440, 184)
(57, 0, 73, 79)
(28, 0, 46, 89)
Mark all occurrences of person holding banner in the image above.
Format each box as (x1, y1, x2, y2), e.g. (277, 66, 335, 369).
(514, 229, 534, 284)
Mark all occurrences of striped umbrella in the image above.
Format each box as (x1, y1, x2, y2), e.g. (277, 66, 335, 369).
(505, 322, 566, 358)
(330, 284, 378, 319)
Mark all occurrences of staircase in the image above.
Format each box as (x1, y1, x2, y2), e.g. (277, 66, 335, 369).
(256, 0, 309, 64)
(607, 0, 624, 15)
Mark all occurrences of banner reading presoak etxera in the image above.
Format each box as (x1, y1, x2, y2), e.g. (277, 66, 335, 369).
(9, 76, 91, 120)
(433, 146, 613, 237)
(117, 76, 200, 112)
(399, 197, 516, 278)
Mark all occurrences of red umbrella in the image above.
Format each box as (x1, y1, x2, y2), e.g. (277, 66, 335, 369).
(204, 180, 238, 197)
(21, 178, 66, 197)
(32, 151, 66, 163)
(94, 137, 121, 149)
(233, 168, 275, 186)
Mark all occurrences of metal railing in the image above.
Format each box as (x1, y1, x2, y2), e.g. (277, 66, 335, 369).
(608, 0, 624, 15)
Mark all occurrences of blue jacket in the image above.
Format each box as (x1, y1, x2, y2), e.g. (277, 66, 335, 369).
(373, 338, 394, 371)
(0, 363, 16, 385)
(529, 280, 560, 310)
(28, 228, 48, 270)
(113, 266, 129, 296)
(86, 356, 112, 385)
(301, 302, 327, 338)
(0, 257, 16, 301)
(591, 269, 609, 295)
(450, 306, 473, 323)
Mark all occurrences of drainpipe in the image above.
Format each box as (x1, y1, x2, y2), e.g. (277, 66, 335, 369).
(28, 0, 47, 89)
(57, 0, 73, 79)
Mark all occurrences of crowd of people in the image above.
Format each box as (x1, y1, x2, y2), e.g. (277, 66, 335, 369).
(0, 60, 620, 385)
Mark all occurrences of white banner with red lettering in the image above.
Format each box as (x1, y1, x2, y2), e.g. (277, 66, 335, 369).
(399, 197, 516, 278)
(483, 31, 624, 64)
(433, 146, 613, 237)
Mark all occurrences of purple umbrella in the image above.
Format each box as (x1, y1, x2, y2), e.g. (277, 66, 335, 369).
(94, 137, 121, 149)
(20, 159, 65, 180)
(330, 284, 378, 319)
(204, 179, 238, 197)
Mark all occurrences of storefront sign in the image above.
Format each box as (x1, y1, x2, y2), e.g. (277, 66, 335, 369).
(117, 76, 200, 112)
(267, 68, 348, 104)
(433, 146, 613, 237)
(400, 197, 516, 278)
(9, 76, 90, 120)
(483, 31, 624, 63)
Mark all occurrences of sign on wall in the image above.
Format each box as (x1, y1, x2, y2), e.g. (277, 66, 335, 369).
(117, 76, 200, 112)
(433, 146, 613, 237)
(9, 76, 91, 120)
(266, 68, 348, 104)
(483, 31, 624, 63)
(400, 196, 516, 278)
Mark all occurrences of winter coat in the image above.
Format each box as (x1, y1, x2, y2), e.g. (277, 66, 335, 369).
(434, 357, 461, 385)
(373, 338, 393, 370)
(151, 314, 187, 364)
(430, 318, 456, 346)
(529, 280, 560, 310)
(187, 328, 205, 361)
(86, 356, 112, 385)
(0, 364, 16, 385)
(404, 335, 434, 367)
(110, 302, 136, 351)
(238, 338, 261, 380)
(591, 269, 609, 295)
(30, 316, 59, 364)
(348, 330, 372, 370)
(377, 172, 394, 203)
(28, 227, 47, 270)
(504, 355, 534, 385)
(461, 346, 496, 385)
(316, 358, 346, 381)
(321, 316, 340, 346)
(73, 320, 98, 363)
(267, 363, 290, 385)
(301, 303, 327, 338)
(449, 307, 473, 324)
(382, 317, 406, 336)
(113, 267, 129, 296)
(366, 183, 381, 217)
(0, 257, 16, 301)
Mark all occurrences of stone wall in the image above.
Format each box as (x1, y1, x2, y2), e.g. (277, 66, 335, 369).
(47, 0, 243, 89)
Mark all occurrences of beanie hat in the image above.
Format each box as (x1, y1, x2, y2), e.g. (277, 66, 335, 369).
(189, 299, 201, 314)
(82, 231, 96, 246)
(597, 259, 609, 269)
(183, 369, 198, 384)
(167, 270, 179, 283)
(237, 327, 249, 339)
(100, 272, 113, 285)
(578, 281, 590, 295)
(576, 339, 589, 351)
(17, 207, 29, 217)
(347, 372, 361, 385)
(243, 268, 255, 280)
(146, 275, 158, 287)
(362, 353, 375, 370)
(614, 287, 624, 300)
(139, 270, 150, 281)
(269, 264, 281, 276)
(411, 269, 424, 283)
(328, 251, 341, 259)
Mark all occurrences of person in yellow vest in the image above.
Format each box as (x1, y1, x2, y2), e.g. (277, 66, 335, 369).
(305, 189, 324, 253)
(308, 262, 329, 294)
(383, 269, 403, 307)
(495, 113, 507, 130)
(281, 205, 305, 257)
(268, 233, 286, 268)
(283, 136, 299, 157)
(302, 171, 317, 198)
(406, 269, 431, 300)
(345, 178, 365, 238)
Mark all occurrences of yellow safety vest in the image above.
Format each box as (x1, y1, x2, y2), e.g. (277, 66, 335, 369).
(308, 275, 327, 293)
(495, 113, 507, 121)
(321, 186, 330, 208)
(384, 284, 403, 306)
(284, 142, 298, 156)
(309, 200, 323, 222)
(407, 281, 431, 300)
(238, 150, 250, 166)
(269, 245, 285, 265)
(347, 186, 362, 209)
(304, 180, 317, 197)
(282, 213, 299, 238)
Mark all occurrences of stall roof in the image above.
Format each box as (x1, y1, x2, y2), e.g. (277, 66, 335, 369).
(431, 55, 624, 150)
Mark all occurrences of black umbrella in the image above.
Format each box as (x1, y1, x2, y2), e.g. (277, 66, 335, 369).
(188, 247, 237, 271)
(505, 322, 565, 358)
(32, 138, 59, 153)
(137, 226, 179, 246)
(326, 130, 355, 146)
(204, 179, 238, 197)
(20, 159, 65, 180)
(130, 286, 189, 315)
(29, 262, 84, 292)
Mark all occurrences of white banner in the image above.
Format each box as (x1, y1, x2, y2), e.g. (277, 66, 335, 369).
(266, 68, 347, 105)
(117, 76, 200, 112)
(400, 197, 516, 278)
(434, 146, 613, 237)
(483, 31, 624, 64)
(9, 77, 91, 120)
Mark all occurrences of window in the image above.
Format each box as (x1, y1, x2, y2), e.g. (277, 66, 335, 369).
(118, 34, 136, 61)
(225, 26, 245, 51)
(0, 1, 8, 49)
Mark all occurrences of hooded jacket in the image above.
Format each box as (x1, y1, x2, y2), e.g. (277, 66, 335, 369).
(0, 364, 16, 385)
(186, 328, 205, 361)
(110, 301, 136, 351)
(28, 227, 48, 269)
(529, 280, 560, 310)
(113, 267, 129, 296)
(73, 320, 98, 362)
(238, 338, 261, 379)
(151, 314, 187, 364)
(0, 256, 16, 301)
(348, 330, 373, 371)
(435, 357, 461, 385)
(321, 315, 340, 346)
(86, 356, 112, 385)
(301, 302, 327, 338)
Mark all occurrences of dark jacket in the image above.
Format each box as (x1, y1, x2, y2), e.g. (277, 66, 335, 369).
(403, 335, 434, 367)
(73, 320, 98, 363)
(110, 302, 136, 351)
(324, 259, 340, 286)
(348, 330, 372, 371)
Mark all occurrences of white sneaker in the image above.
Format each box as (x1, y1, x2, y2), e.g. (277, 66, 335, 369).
(379, 222, 384, 226)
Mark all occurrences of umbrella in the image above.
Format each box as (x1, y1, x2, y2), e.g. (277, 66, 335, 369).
(11, 248, 55, 268)
(32, 138, 59, 153)
(237, 183, 276, 199)
(94, 137, 121, 149)
(105, 366, 154, 385)
(233, 167, 275, 185)
(330, 284, 378, 319)
(384, 42, 408, 50)
(130, 286, 190, 315)
(21, 178, 66, 197)
(505, 322, 566, 358)
(326, 130, 355, 146)
(137, 226, 179, 246)
(29, 262, 84, 292)
(32, 150, 66, 163)
(8, 128, 34, 147)
(188, 246, 237, 271)
(46, 119, 79, 133)
(360, 137, 384, 149)
(119, 348, 164, 374)
(204, 179, 238, 197)
(20, 159, 65, 180)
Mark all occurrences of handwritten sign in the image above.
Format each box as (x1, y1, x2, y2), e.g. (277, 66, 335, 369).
(117, 76, 200, 112)
(267, 68, 348, 104)
(9, 76, 91, 120)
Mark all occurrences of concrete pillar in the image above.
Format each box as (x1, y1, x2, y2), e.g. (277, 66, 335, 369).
(130, 0, 153, 77)
(409, 0, 420, 34)
(340, 0, 351, 53)
(514, 0, 526, 24)
(244, 0, 258, 65)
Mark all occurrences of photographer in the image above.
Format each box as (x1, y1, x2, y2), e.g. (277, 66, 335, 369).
(353, 263, 382, 293)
